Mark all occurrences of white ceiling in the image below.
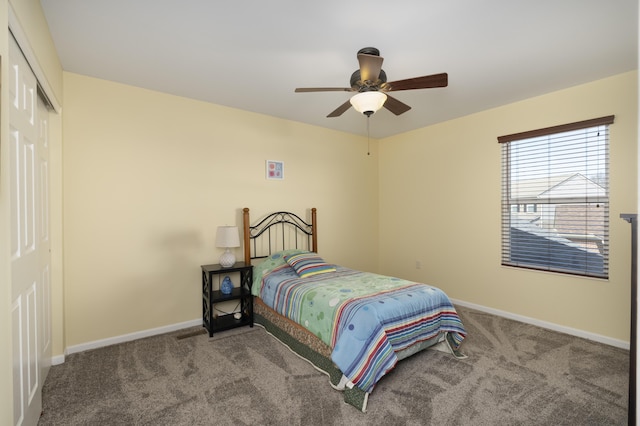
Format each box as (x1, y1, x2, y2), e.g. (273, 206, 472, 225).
(39, 0, 638, 139)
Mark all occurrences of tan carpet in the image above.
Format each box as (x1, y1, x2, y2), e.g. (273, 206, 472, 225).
(39, 305, 629, 425)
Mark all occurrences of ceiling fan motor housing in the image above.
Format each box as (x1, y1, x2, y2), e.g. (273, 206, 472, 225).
(357, 47, 380, 56)
(350, 69, 387, 91)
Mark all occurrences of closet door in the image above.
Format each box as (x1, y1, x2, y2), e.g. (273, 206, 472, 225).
(10, 33, 51, 426)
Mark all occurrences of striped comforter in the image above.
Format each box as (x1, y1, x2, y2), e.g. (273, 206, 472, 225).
(257, 263, 466, 393)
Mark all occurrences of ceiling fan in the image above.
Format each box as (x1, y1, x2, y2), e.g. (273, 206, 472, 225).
(295, 47, 448, 118)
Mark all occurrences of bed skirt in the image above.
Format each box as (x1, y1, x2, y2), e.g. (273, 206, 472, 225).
(253, 297, 450, 412)
(253, 297, 370, 410)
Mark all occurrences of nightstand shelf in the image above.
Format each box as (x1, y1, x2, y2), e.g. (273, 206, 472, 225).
(201, 262, 253, 337)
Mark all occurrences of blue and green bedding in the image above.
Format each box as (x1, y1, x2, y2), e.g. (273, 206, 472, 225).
(252, 250, 467, 395)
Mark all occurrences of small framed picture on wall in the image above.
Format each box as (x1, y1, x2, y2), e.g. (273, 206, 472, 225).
(266, 160, 284, 180)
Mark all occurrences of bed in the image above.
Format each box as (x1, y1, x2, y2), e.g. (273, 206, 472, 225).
(242, 207, 467, 411)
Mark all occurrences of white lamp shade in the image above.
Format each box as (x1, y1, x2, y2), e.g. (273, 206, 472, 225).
(215, 226, 240, 248)
(216, 226, 240, 268)
(350, 91, 387, 115)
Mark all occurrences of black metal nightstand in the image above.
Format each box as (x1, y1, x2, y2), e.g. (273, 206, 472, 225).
(201, 262, 253, 337)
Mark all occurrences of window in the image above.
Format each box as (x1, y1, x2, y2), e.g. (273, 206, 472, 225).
(499, 115, 614, 278)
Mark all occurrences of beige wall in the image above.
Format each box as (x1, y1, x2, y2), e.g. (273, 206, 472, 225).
(62, 72, 379, 347)
(64, 70, 637, 350)
(379, 71, 638, 342)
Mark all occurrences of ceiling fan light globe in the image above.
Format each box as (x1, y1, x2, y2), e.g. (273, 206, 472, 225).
(350, 91, 387, 116)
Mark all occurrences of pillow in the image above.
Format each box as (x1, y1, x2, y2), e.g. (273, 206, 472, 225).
(285, 252, 336, 278)
(251, 249, 306, 296)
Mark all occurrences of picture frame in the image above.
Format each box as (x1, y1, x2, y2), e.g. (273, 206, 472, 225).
(266, 160, 284, 180)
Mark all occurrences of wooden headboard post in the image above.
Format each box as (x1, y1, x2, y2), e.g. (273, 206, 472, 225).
(243, 207, 251, 264)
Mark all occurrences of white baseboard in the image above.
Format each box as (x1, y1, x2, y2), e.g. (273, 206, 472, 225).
(54, 318, 202, 364)
(51, 354, 65, 366)
(51, 299, 630, 366)
(451, 298, 630, 350)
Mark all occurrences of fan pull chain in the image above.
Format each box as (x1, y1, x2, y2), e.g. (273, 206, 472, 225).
(367, 115, 371, 156)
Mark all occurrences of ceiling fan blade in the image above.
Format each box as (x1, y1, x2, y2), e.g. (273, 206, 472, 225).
(358, 53, 384, 83)
(295, 87, 353, 93)
(385, 73, 448, 92)
(327, 100, 352, 118)
(383, 94, 412, 116)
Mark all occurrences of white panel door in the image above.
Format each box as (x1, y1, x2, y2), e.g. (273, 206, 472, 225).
(10, 34, 50, 426)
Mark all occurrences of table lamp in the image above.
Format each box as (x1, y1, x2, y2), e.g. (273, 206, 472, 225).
(215, 226, 240, 268)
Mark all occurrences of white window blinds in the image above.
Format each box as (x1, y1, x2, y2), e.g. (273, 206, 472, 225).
(499, 116, 614, 278)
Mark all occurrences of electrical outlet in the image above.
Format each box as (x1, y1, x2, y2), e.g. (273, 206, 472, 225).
(415, 260, 422, 269)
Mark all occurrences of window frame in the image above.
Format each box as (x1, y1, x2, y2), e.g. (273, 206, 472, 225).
(498, 115, 614, 279)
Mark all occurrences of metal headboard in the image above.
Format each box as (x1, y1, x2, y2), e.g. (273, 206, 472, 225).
(243, 208, 317, 264)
